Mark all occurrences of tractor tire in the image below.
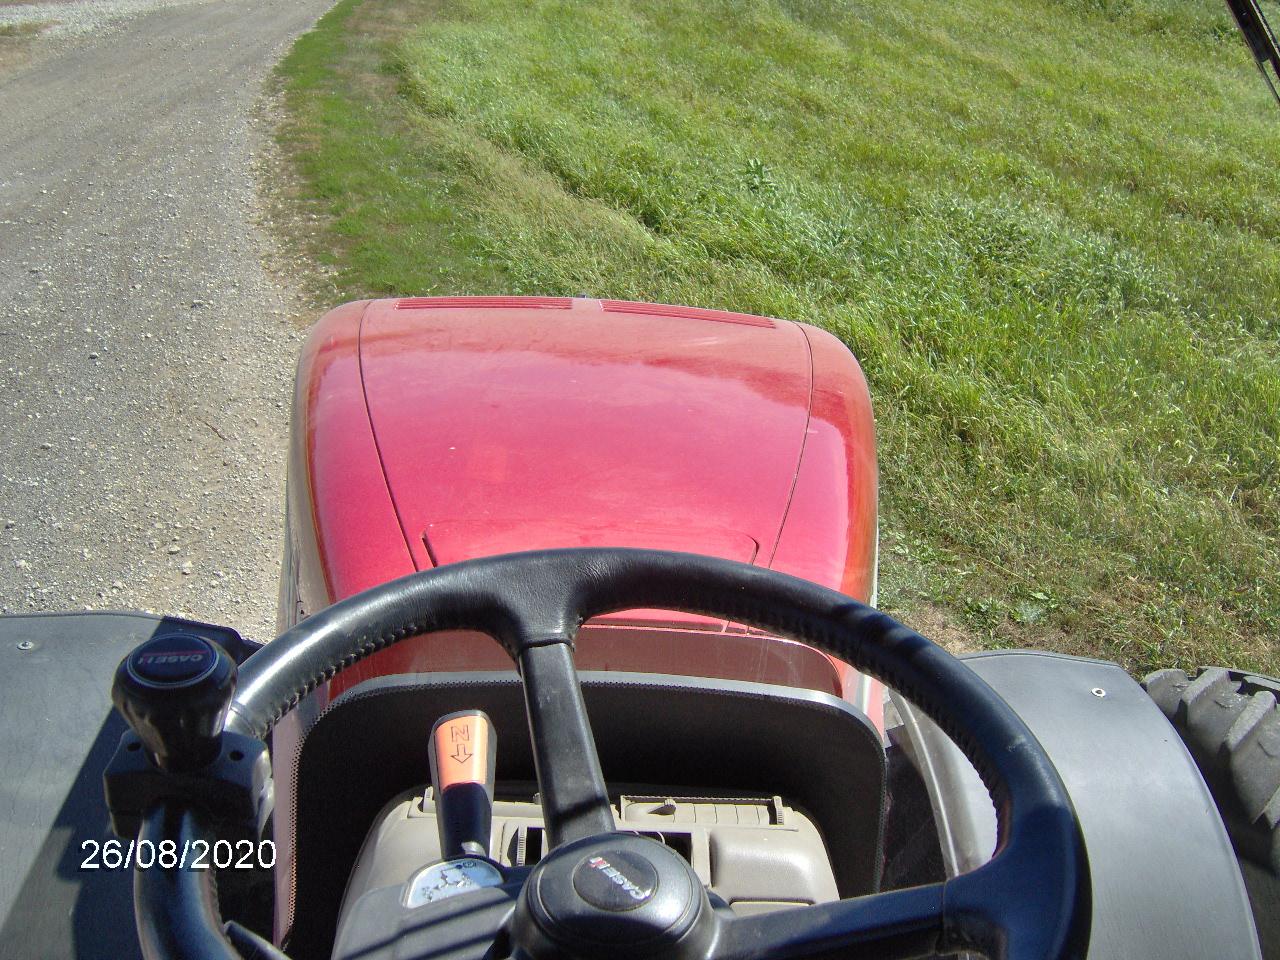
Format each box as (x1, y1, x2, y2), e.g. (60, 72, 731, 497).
(1143, 667, 1280, 957)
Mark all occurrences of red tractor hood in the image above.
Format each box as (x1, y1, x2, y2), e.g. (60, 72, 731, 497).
(358, 297, 811, 570)
(286, 296, 877, 710)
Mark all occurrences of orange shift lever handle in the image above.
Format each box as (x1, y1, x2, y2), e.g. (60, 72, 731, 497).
(428, 710, 497, 859)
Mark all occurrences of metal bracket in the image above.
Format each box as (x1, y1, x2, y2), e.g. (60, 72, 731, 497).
(103, 730, 274, 841)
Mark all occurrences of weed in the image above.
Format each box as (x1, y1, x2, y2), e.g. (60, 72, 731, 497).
(0, 20, 52, 38)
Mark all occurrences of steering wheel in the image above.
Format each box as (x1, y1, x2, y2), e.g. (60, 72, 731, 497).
(131, 548, 1089, 960)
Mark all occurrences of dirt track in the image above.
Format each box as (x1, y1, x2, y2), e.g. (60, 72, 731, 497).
(0, 0, 335, 640)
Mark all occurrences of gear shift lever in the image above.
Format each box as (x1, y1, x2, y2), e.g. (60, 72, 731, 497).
(428, 710, 497, 859)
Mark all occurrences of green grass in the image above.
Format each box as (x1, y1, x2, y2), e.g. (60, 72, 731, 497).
(275, 0, 1280, 676)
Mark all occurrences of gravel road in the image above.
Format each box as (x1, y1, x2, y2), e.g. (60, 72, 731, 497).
(0, 0, 336, 641)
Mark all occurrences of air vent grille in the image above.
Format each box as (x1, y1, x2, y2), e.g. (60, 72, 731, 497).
(509, 825, 693, 867)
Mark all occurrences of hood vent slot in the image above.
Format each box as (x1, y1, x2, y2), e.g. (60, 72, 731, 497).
(396, 296, 573, 310)
(601, 300, 776, 328)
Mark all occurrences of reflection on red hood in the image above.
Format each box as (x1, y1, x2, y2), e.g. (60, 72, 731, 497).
(358, 297, 813, 571)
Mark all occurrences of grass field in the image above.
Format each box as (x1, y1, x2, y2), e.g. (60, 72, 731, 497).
(274, 0, 1280, 676)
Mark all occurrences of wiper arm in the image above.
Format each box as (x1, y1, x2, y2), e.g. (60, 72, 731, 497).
(1226, 0, 1280, 108)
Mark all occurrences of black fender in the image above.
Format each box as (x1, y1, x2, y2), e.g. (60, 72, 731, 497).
(0, 611, 254, 960)
(890, 650, 1263, 960)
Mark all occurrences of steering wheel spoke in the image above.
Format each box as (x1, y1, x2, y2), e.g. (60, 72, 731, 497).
(518, 641, 615, 847)
(712, 883, 944, 960)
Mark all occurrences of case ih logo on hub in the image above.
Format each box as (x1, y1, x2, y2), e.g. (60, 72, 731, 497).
(130, 636, 216, 683)
(138, 651, 208, 666)
(586, 856, 649, 902)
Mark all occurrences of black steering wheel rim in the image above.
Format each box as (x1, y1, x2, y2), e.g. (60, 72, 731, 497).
(221, 547, 1088, 960)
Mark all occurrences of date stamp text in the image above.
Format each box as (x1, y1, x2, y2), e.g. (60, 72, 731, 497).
(80, 839, 276, 871)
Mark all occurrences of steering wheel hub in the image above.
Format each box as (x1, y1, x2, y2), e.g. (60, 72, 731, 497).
(572, 849, 658, 910)
(516, 834, 710, 956)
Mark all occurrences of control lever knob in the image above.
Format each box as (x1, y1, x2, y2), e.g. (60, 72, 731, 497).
(111, 632, 237, 772)
(428, 710, 497, 859)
